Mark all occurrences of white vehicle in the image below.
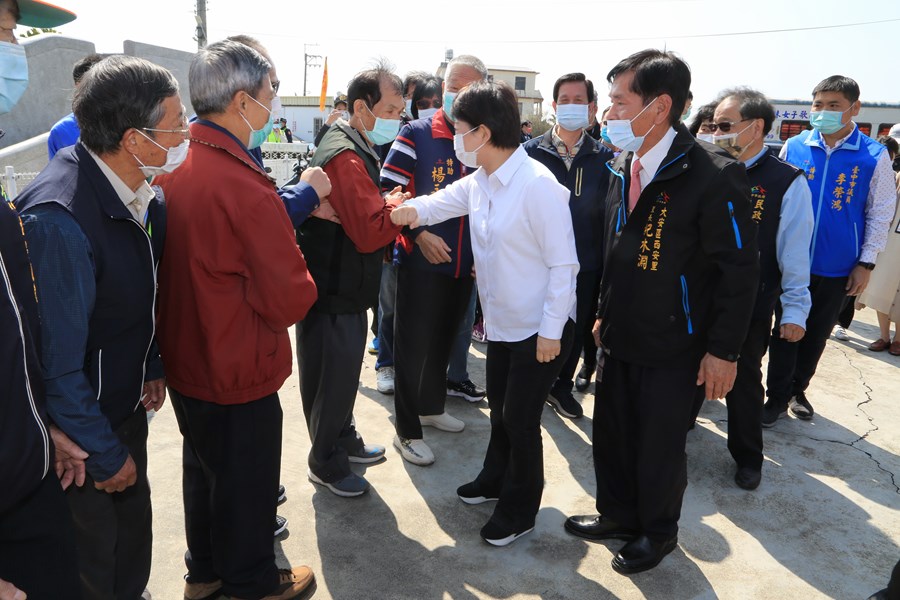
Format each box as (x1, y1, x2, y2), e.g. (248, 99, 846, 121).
(766, 99, 900, 149)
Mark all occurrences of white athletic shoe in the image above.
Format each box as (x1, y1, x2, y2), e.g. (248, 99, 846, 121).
(419, 411, 465, 433)
(393, 435, 435, 466)
(376, 366, 395, 394)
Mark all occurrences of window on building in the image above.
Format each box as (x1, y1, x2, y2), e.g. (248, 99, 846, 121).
(877, 123, 894, 137)
(514, 76, 526, 91)
(779, 120, 811, 141)
(313, 117, 323, 138)
(857, 123, 872, 137)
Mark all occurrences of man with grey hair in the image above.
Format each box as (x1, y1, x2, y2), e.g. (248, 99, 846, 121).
(690, 87, 813, 490)
(380, 54, 487, 466)
(16, 54, 182, 599)
(155, 40, 318, 600)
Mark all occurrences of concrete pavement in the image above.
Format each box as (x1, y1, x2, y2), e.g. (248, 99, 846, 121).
(146, 307, 900, 599)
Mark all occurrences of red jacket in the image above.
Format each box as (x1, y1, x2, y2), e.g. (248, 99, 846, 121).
(155, 121, 317, 404)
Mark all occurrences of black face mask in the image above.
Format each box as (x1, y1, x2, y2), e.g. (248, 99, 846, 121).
(893, 155, 900, 173)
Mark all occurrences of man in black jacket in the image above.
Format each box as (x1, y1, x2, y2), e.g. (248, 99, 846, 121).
(564, 50, 759, 575)
(524, 72, 614, 419)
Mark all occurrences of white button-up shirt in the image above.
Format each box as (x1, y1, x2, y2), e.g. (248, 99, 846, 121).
(87, 148, 155, 224)
(406, 146, 578, 342)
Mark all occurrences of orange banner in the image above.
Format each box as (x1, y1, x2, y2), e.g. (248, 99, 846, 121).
(319, 58, 328, 111)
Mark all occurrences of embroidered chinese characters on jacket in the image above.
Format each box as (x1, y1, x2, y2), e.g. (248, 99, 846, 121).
(432, 158, 456, 192)
(750, 185, 766, 223)
(637, 192, 669, 271)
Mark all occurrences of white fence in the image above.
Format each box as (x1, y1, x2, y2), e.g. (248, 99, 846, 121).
(2, 165, 40, 200)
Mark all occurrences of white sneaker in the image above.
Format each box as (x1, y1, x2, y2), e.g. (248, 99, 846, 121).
(376, 366, 395, 394)
(420, 411, 465, 432)
(833, 326, 850, 341)
(393, 435, 435, 466)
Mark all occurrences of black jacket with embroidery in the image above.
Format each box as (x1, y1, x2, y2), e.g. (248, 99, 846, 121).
(598, 125, 759, 369)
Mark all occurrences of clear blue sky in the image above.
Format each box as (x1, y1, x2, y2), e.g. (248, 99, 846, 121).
(51, 0, 900, 116)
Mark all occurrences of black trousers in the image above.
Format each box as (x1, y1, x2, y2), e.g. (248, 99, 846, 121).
(0, 472, 81, 600)
(691, 316, 769, 470)
(65, 409, 152, 600)
(170, 388, 281, 599)
(766, 274, 849, 406)
(296, 309, 366, 482)
(581, 275, 603, 370)
(594, 356, 697, 540)
(477, 320, 573, 532)
(553, 269, 600, 393)
(838, 294, 856, 329)
(394, 267, 474, 439)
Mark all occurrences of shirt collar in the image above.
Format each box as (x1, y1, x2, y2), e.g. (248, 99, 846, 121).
(744, 145, 769, 168)
(432, 109, 455, 140)
(634, 126, 677, 178)
(475, 145, 528, 190)
(551, 125, 585, 160)
(86, 147, 155, 223)
(806, 123, 858, 150)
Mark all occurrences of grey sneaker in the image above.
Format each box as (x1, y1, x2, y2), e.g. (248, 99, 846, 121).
(274, 515, 288, 536)
(307, 469, 370, 497)
(393, 435, 435, 466)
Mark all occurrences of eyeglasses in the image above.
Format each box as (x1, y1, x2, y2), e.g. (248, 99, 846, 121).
(271, 80, 280, 94)
(708, 119, 751, 133)
(416, 98, 441, 110)
(144, 127, 190, 137)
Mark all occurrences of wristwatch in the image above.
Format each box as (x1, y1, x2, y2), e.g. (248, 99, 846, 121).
(858, 261, 875, 270)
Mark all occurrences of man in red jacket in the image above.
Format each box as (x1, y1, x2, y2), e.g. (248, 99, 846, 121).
(155, 40, 319, 600)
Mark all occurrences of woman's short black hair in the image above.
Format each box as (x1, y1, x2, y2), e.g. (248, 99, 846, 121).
(453, 80, 521, 150)
(688, 101, 717, 136)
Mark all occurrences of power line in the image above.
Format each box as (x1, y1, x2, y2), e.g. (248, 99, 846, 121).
(219, 16, 900, 45)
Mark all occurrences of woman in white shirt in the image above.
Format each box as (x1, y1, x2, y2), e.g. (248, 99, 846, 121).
(391, 80, 579, 546)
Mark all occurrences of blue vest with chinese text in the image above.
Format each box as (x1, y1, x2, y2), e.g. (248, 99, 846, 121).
(783, 127, 882, 277)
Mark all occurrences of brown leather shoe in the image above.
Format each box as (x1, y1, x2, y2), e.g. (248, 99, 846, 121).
(889, 341, 900, 356)
(233, 567, 316, 600)
(869, 338, 890, 352)
(183, 579, 223, 600)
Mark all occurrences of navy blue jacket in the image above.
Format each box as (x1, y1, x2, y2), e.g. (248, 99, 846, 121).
(16, 143, 165, 481)
(0, 199, 52, 513)
(524, 130, 615, 272)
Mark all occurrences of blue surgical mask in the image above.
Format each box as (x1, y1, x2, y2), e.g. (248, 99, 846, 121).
(239, 93, 273, 150)
(405, 98, 413, 115)
(681, 106, 692, 122)
(606, 97, 659, 153)
(810, 108, 850, 135)
(600, 125, 612, 145)
(556, 103, 590, 131)
(442, 91, 457, 121)
(363, 104, 401, 146)
(0, 42, 29, 115)
(418, 107, 438, 120)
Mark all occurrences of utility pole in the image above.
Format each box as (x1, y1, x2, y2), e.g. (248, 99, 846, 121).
(303, 44, 322, 96)
(195, 0, 207, 50)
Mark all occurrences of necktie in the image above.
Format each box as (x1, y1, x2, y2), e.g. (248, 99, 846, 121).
(628, 156, 642, 213)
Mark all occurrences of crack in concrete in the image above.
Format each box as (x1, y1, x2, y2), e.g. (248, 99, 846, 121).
(700, 346, 900, 496)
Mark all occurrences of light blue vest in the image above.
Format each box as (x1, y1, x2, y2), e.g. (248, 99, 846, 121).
(783, 126, 883, 277)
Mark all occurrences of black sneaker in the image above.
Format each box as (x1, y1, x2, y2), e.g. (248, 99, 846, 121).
(789, 392, 814, 420)
(447, 378, 486, 402)
(480, 520, 534, 547)
(274, 515, 288, 537)
(575, 362, 596, 392)
(457, 481, 499, 505)
(547, 388, 583, 419)
(761, 400, 787, 428)
(277, 484, 286, 505)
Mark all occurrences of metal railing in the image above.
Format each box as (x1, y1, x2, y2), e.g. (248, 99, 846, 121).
(2, 166, 40, 200)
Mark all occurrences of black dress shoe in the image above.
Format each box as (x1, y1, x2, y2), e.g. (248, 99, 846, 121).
(564, 514, 638, 541)
(612, 535, 678, 575)
(734, 467, 761, 490)
(575, 363, 596, 392)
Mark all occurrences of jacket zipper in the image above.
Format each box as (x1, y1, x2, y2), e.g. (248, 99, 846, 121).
(0, 250, 50, 479)
(574, 167, 583, 197)
(727, 201, 743, 249)
(127, 217, 156, 412)
(606, 162, 626, 231)
(853, 222, 859, 258)
(809, 150, 832, 263)
(95, 349, 103, 400)
(680, 275, 694, 335)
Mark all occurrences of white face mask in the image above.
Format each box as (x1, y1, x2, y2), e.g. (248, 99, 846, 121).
(556, 103, 591, 131)
(134, 130, 190, 177)
(453, 126, 486, 169)
(606, 97, 659, 153)
(417, 107, 438, 120)
(696, 133, 715, 143)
